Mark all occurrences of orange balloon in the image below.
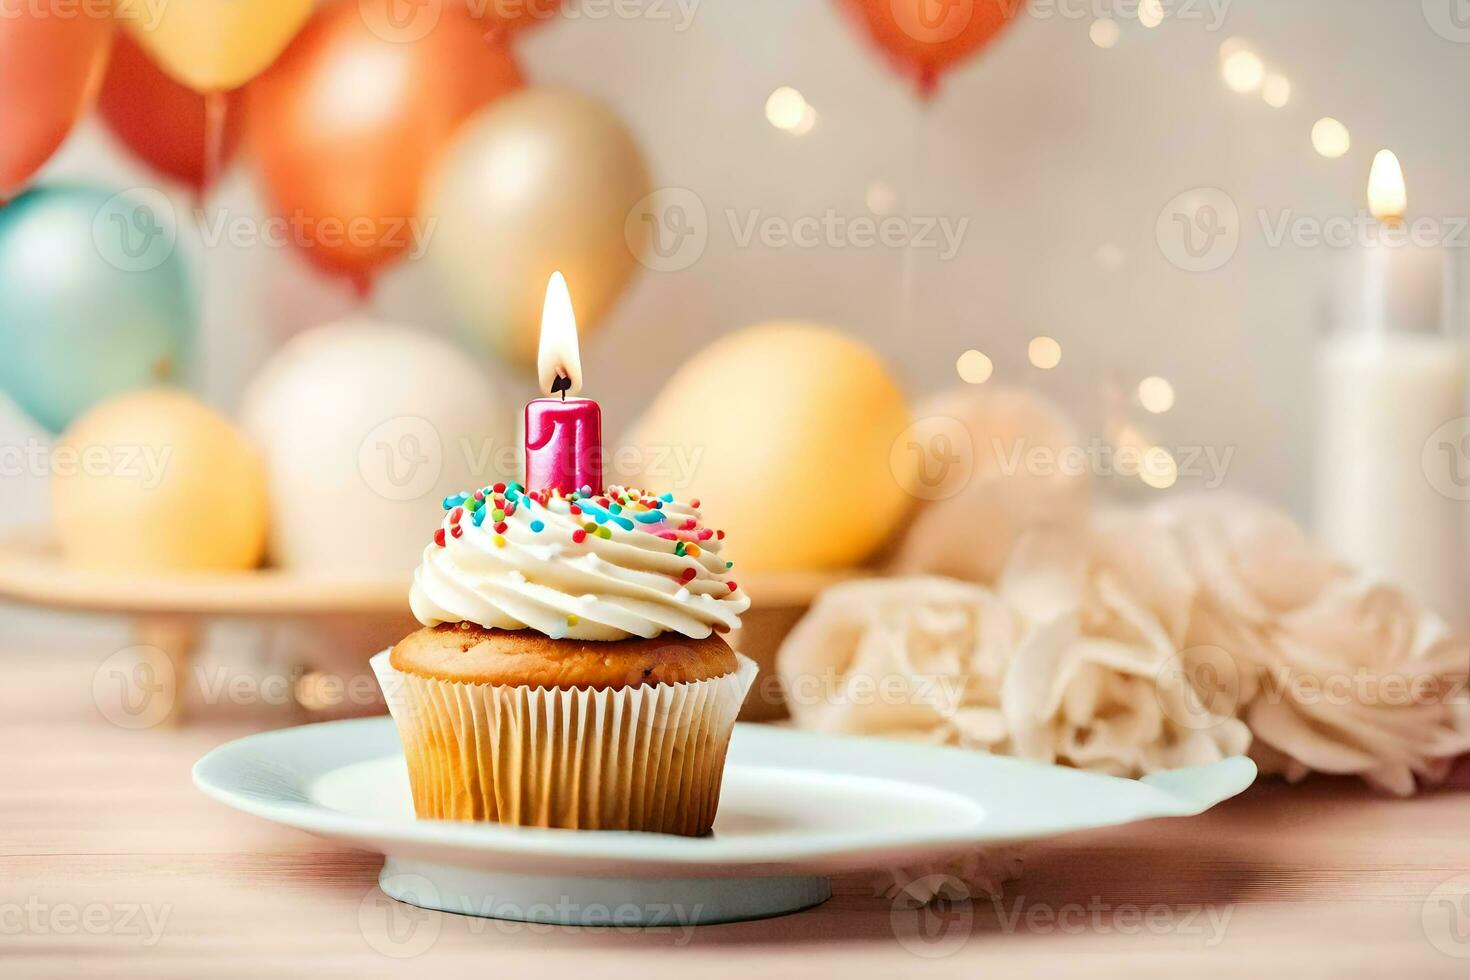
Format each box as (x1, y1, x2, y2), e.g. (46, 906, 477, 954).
(0, 12, 112, 196)
(837, 0, 1018, 96)
(98, 33, 245, 193)
(247, 0, 522, 288)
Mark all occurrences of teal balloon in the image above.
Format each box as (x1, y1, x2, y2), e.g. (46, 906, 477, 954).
(0, 184, 195, 432)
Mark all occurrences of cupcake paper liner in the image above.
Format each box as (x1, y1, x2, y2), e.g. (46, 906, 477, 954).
(371, 649, 757, 835)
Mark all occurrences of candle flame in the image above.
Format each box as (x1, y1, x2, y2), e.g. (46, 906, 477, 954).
(537, 271, 582, 397)
(1368, 149, 1407, 223)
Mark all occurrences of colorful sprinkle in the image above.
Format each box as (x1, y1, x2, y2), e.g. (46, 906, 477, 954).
(680, 567, 697, 582)
(572, 529, 588, 543)
(494, 521, 508, 534)
(451, 524, 464, 539)
(530, 520, 545, 533)
(727, 581, 738, 592)
(567, 614, 580, 627)
(596, 526, 612, 539)
(493, 534, 506, 548)
(433, 528, 446, 547)
(493, 482, 506, 493)
(449, 506, 463, 524)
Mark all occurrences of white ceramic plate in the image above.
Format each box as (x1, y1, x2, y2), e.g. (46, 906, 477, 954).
(194, 717, 1255, 926)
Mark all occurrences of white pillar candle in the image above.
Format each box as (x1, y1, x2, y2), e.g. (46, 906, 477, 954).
(1315, 150, 1466, 616)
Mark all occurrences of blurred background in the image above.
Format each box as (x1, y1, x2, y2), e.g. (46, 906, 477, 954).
(3, 0, 1470, 694)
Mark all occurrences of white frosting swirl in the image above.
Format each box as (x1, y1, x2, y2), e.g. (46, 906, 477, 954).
(410, 485, 750, 641)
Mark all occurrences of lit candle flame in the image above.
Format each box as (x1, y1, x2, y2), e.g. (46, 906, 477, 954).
(536, 271, 582, 397)
(1368, 149, 1407, 224)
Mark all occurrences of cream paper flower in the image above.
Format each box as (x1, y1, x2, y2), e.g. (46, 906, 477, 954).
(777, 577, 1023, 752)
(1147, 493, 1470, 795)
(778, 512, 1250, 779)
(1244, 578, 1470, 795)
(997, 516, 1251, 776)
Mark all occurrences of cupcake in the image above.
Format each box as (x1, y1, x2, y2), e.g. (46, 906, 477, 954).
(373, 483, 754, 836)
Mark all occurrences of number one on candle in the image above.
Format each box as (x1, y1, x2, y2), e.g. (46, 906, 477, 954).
(524, 272, 603, 494)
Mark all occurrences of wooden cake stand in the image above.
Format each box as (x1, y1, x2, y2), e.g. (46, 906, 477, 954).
(0, 527, 854, 724)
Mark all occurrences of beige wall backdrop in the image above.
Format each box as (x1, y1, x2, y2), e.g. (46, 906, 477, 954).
(4, 0, 1468, 632)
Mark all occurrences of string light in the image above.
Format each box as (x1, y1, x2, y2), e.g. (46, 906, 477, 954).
(956, 349, 993, 384)
(1221, 49, 1265, 93)
(1138, 0, 1164, 29)
(1312, 117, 1351, 159)
(1137, 376, 1175, 413)
(1262, 73, 1291, 108)
(1218, 37, 1250, 62)
(1141, 447, 1178, 489)
(789, 103, 818, 136)
(1089, 19, 1120, 48)
(1028, 336, 1062, 370)
(765, 87, 810, 132)
(866, 180, 897, 215)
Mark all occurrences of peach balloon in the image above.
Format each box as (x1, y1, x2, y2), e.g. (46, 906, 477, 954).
(247, 0, 522, 287)
(0, 12, 112, 196)
(52, 390, 268, 572)
(836, 0, 1019, 96)
(620, 322, 913, 571)
(424, 88, 651, 367)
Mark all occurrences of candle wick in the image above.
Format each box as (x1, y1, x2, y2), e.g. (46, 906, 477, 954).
(551, 374, 571, 401)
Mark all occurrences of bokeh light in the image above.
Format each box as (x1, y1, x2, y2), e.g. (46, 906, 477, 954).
(1090, 19, 1120, 49)
(1312, 117, 1351, 159)
(1262, 73, 1291, 108)
(1028, 336, 1062, 370)
(956, 349, 994, 384)
(1137, 376, 1176, 414)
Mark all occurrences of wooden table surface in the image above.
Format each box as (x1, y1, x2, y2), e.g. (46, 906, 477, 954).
(5, 640, 1470, 979)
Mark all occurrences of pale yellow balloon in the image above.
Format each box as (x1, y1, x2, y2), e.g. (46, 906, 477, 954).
(52, 389, 268, 571)
(424, 88, 651, 368)
(124, 0, 312, 92)
(620, 322, 913, 571)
